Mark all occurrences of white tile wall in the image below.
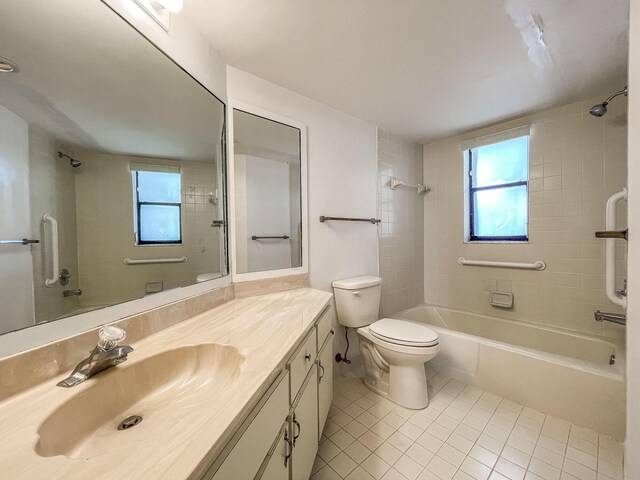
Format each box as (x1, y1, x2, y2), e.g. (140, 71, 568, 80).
(29, 126, 80, 322)
(75, 152, 222, 308)
(423, 96, 627, 339)
(378, 130, 425, 316)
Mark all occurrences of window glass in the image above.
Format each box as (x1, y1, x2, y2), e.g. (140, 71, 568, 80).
(139, 205, 181, 242)
(132, 169, 182, 244)
(472, 136, 528, 188)
(473, 185, 527, 238)
(467, 134, 528, 241)
(137, 171, 181, 203)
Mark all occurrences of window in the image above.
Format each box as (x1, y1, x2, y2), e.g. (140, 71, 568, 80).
(465, 134, 529, 242)
(131, 166, 182, 245)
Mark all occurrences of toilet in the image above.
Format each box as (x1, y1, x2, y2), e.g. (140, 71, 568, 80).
(332, 275, 439, 409)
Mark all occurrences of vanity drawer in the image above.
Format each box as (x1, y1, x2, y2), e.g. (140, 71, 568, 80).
(287, 330, 316, 402)
(316, 304, 334, 350)
(206, 372, 289, 480)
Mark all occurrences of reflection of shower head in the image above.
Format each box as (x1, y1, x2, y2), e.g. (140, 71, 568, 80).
(57, 151, 81, 168)
(589, 86, 628, 117)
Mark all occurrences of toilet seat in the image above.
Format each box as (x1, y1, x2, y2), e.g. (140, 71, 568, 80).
(369, 318, 439, 347)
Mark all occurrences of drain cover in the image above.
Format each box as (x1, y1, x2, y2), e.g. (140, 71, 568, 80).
(118, 415, 143, 430)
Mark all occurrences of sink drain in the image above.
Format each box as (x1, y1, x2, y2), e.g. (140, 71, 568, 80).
(118, 415, 143, 430)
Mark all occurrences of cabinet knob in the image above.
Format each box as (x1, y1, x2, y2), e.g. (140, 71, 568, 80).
(330, 328, 335, 335)
(304, 353, 311, 361)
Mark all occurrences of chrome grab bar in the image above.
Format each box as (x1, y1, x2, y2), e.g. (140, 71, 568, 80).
(594, 310, 626, 326)
(0, 239, 39, 245)
(251, 235, 290, 240)
(319, 216, 381, 224)
(595, 229, 628, 240)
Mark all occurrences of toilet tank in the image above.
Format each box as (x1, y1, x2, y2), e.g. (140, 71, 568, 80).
(332, 276, 382, 328)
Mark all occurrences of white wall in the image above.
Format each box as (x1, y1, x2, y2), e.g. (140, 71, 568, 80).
(625, 1, 640, 477)
(423, 97, 627, 339)
(227, 66, 379, 291)
(227, 66, 379, 371)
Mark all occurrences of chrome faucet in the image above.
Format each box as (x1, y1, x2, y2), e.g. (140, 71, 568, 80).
(594, 310, 626, 326)
(57, 326, 133, 388)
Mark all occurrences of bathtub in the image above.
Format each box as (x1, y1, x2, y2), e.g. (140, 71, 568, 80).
(394, 304, 626, 440)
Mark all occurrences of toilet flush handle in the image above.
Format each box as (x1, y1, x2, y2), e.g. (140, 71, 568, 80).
(352, 290, 361, 296)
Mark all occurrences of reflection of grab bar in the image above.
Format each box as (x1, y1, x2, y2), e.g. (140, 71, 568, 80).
(124, 257, 187, 265)
(458, 257, 546, 270)
(599, 188, 627, 308)
(251, 235, 290, 240)
(43, 214, 60, 287)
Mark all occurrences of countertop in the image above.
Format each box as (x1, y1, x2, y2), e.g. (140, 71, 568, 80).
(0, 287, 332, 480)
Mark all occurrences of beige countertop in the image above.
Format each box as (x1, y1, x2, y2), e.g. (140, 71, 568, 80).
(0, 287, 332, 480)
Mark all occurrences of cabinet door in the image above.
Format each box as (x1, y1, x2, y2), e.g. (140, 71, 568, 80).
(259, 425, 291, 480)
(291, 366, 318, 480)
(317, 340, 333, 440)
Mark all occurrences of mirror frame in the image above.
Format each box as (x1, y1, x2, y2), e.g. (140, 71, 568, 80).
(228, 100, 309, 282)
(0, 1, 231, 358)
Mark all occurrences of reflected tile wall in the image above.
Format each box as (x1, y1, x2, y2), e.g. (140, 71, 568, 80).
(378, 130, 425, 316)
(423, 97, 627, 339)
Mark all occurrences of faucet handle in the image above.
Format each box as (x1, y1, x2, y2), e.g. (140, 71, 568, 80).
(98, 326, 127, 351)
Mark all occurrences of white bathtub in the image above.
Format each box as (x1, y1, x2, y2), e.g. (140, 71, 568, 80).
(394, 304, 626, 439)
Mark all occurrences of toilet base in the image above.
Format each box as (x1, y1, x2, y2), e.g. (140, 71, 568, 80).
(358, 338, 431, 410)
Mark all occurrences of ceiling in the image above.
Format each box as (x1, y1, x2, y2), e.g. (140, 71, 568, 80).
(183, 0, 629, 143)
(0, 0, 224, 162)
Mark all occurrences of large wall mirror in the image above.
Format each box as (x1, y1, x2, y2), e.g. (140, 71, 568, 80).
(0, 0, 228, 338)
(231, 105, 307, 280)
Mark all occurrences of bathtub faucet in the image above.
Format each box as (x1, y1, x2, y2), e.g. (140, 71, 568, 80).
(594, 310, 626, 326)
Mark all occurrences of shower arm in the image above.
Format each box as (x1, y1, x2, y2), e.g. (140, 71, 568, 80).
(603, 87, 628, 106)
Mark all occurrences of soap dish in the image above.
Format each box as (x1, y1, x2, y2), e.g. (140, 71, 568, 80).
(490, 291, 513, 309)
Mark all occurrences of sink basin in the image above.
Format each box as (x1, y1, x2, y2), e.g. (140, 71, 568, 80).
(35, 343, 244, 459)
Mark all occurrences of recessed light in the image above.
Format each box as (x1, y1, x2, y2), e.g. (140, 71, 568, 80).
(0, 56, 17, 73)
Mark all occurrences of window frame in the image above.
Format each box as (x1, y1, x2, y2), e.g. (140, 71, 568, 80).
(132, 170, 183, 245)
(466, 140, 529, 243)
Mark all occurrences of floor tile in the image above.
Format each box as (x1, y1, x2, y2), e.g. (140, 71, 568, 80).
(324, 376, 622, 480)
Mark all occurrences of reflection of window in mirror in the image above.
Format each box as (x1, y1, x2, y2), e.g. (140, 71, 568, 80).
(131, 165, 182, 245)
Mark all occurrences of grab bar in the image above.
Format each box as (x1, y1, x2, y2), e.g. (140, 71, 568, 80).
(124, 257, 187, 265)
(598, 188, 627, 308)
(319, 216, 381, 224)
(0, 239, 39, 245)
(458, 257, 546, 270)
(251, 235, 290, 240)
(389, 177, 430, 194)
(42, 214, 60, 287)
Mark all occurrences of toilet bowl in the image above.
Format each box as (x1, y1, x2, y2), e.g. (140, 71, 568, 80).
(332, 276, 439, 409)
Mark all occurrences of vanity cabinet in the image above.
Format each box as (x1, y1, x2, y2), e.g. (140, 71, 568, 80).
(259, 424, 291, 480)
(291, 366, 319, 480)
(317, 338, 333, 440)
(202, 303, 334, 480)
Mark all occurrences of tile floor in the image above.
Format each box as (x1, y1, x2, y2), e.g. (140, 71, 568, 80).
(311, 371, 624, 480)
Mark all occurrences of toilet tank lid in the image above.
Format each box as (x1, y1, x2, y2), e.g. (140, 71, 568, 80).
(332, 275, 382, 290)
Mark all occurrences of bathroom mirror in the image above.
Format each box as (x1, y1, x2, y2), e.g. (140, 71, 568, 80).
(0, 0, 228, 336)
(231, 105, 307, 279)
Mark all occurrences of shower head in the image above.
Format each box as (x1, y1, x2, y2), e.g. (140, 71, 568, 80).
(589, 103, 608, 117)
(589, 86, 628, 117)
(57, 151, 81, 168)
